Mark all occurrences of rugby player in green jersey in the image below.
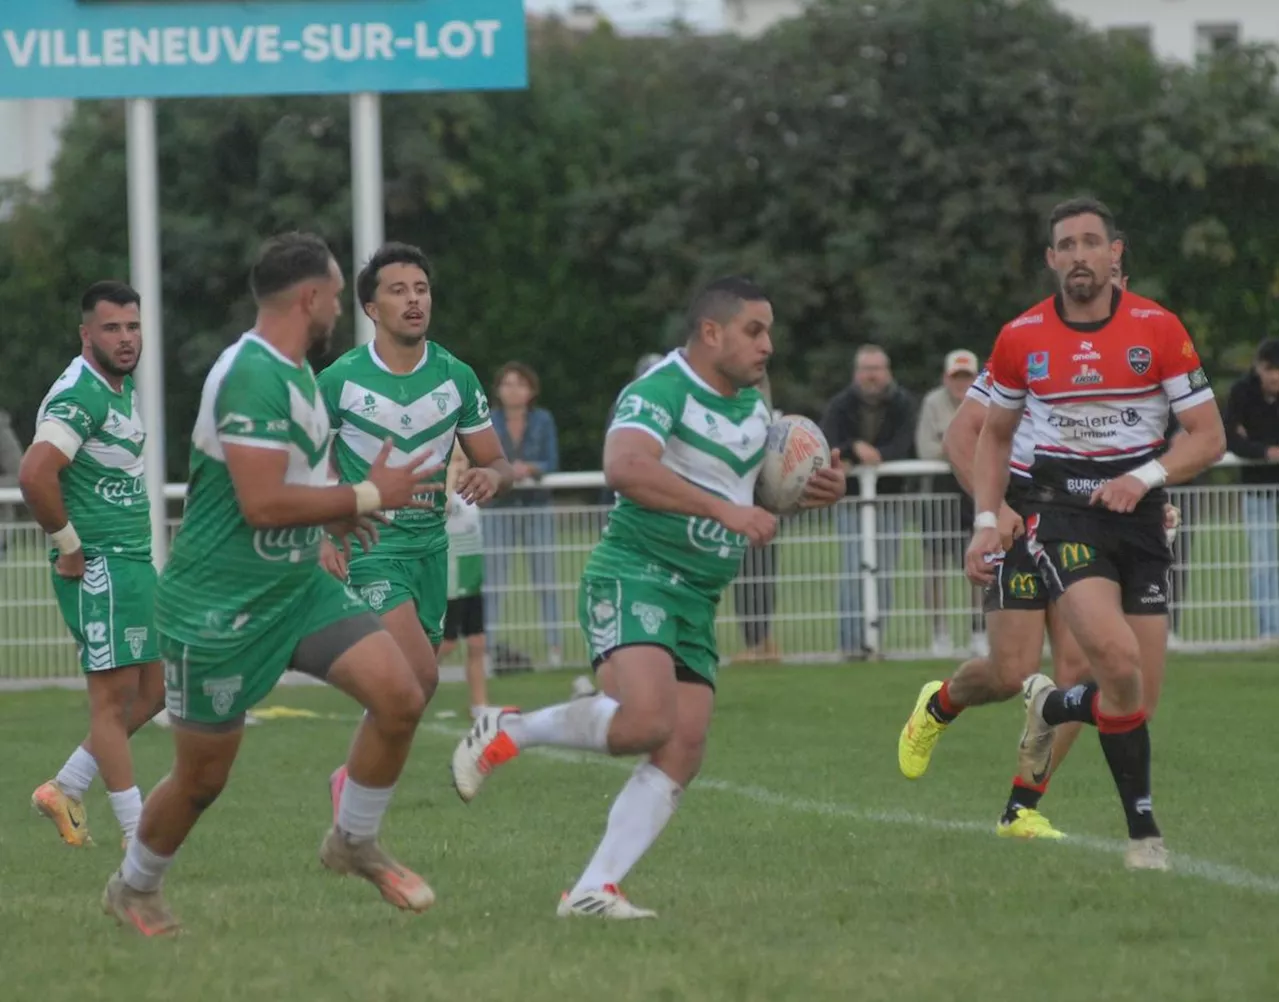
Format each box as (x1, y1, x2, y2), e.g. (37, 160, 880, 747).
(451, 278, 846, 918)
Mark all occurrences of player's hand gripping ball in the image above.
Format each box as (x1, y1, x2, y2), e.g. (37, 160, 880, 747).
(756, 415, 833, 515)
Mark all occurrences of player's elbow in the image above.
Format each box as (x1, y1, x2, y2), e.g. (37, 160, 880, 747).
(17, 451, 50, 501)
(237, 492, 282, 530)
(603, 451, 644, 493)
(1205, 423, 1228, 463)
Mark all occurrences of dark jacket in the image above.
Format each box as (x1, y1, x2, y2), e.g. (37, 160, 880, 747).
(490, 406, 560, 507)
(819, 383, 917, 493)
(1223, 371, 1278, 485)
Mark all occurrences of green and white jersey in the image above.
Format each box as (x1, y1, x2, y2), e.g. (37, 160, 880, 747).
(318, 341, 492, 557)
(446, 493, 484, 599)
(36, 357, 149, 560)
(155, 333, 334, 648)
(588, 350, 772, 597)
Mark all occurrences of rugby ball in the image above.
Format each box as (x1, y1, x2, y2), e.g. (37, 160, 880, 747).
(756, 415, 831, 515)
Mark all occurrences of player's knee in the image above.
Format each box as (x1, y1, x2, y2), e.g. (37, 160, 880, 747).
(377, 675, 426, 735)
(1088, 632, 1141, 679)
(987, 655, 1030, 700)
(413, 658, 439, 704)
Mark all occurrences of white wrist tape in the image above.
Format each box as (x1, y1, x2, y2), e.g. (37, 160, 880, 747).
(973, 511, 999, 530)
(1129, 460, 1168, 490)
(352, 481, 382, 515)
(51, 522, 82, 554)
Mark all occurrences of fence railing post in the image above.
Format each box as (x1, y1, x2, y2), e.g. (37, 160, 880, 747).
(858, 467, 880, 655)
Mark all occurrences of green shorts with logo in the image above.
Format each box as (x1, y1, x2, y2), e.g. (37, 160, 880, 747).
(578, 573, 720, 688)
(347, 549, 448, 645)
(51, 555, 159, 673)
(159, 568, 369, 725)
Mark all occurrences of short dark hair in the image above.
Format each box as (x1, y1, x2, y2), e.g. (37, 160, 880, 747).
(81, 280, 139, 315)
(1048, 196, 1119, 244)
(686, 276, 770, 341)
(1257, 338, 1279, 369)
(249, 231, 334, 301)
(356, 242, 432, 308)
(494, 361, 540, 400)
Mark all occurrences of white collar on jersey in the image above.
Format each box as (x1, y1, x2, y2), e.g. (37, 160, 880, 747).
(71, 355, 126, 395)
(243, 331, 303, 369)
(671, 349, 729, 397)
(368, 339, 430, 375)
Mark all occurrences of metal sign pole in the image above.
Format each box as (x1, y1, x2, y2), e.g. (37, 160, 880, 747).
(350, 91, 384, 347)
(126, 97, 168, 568)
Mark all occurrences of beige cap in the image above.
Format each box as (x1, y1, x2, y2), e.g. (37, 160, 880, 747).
(944, 349, 979, 376)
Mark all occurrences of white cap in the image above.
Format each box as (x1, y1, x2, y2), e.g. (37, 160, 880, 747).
(944, 349, 979, 376)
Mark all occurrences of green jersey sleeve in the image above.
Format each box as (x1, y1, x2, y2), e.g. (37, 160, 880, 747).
(41, 383, 106, 450)
(608, 379, 678, 446)
(457, 363, 493, 433)
(214, 358, 293, 450)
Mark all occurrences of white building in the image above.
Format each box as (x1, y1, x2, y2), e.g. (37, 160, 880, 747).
(722, 0, 1279, 61)
(0, 99, 74, 192)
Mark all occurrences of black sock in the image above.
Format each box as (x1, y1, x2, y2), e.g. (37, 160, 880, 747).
(1097, 718, 1161, 840)
(926, 691, 958, 724)
(1041, 682, 1098, 726)
(1001, 781, 1045, 822)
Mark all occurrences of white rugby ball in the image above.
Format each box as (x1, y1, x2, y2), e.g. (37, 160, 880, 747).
(756, 415, 832, 515)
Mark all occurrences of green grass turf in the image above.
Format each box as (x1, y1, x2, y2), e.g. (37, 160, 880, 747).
(0, 654, 1275, 1002)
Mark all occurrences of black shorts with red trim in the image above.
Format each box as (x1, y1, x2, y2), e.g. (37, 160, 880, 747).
(1026, 508, 1171, 616)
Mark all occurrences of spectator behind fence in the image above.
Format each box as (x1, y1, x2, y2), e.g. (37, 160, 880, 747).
(819, 345, 917, 657)
(1223, 337, 1279, 639)
(914, 349, 984, 656)
(733, 371, 780, 663)
(0, 410, 21, 560)
(487, 361, 563, 665)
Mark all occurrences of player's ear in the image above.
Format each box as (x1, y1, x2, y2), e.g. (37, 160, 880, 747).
(1043, 245, 1055, 270)
(363, 301, 378, 322)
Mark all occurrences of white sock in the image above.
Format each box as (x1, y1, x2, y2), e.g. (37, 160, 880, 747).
(121, 838, 174, 892)
(571, 762, 682, 895)
(503, 695, 619, 752)
(54, 747, 98, 800)
(336, 777, 395, 840)
(108, 787, 144, 840)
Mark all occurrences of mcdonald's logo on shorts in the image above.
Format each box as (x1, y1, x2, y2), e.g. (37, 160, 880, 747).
(1008, 573, 1040, 600)
(1057, 542, 1095, 573)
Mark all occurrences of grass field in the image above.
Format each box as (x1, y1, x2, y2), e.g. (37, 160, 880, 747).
(1, 654, 1275, 1002)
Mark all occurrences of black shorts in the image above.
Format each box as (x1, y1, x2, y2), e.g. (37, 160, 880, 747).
(1026, 510, 1171, 616)
(982, 537, 1049, 614)
(443, 594, 484, 641)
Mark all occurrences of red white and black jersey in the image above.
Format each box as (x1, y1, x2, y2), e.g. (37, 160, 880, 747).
(986, 290, 1213, 517)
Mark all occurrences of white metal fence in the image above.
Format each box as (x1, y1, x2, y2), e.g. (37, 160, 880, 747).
(0, 460, 1275, 680)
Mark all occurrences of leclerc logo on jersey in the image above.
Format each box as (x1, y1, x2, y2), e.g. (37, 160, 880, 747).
(1027, 351, 1050, 382)
(1127, 346, 1153, 375)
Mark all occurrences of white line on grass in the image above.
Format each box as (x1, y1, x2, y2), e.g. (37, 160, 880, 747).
(421, 722, 1278, 897)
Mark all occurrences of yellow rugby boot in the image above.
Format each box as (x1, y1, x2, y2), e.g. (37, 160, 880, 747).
(997, 807, 1065, 840)
(898, 681, 950, 779)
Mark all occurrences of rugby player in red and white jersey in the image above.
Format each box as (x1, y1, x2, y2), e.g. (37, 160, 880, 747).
(965, 197, 1225, 870)
(897, 251, 1184, 840)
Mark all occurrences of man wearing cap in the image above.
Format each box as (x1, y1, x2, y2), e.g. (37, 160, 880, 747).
(915, 350, 983, 656)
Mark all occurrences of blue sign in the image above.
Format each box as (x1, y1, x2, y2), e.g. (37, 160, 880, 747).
(0, 0, 527, 99)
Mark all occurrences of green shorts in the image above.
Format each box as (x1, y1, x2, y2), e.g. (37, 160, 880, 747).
(52, 555, 159, 673)
(159, 568, 370, 726)
(347, 549, 448, 645)
(578, 573, 719, 688)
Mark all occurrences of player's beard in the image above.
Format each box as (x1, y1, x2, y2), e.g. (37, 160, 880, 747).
(307, 315, 335, 352)
(1063, 267, 1107, 304)
(91, 341, 138, 378)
